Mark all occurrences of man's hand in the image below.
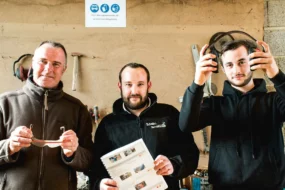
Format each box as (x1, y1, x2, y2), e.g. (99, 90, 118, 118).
(154, 155, 174, 176)
(9, 126, 33, 155)
(100, 178, 118, 190)
(194, 44, 218, 85)
(60, 130, 79, 157)
(249, 41, 279, 78)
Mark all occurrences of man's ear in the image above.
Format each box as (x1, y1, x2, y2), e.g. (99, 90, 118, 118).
(147, 81, 152, 90)
(118, 82, 122, 90)
(62, 64, 67, 73)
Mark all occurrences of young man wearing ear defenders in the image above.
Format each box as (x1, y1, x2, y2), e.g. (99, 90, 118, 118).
(0, 41, 93, 190)
(179, 39, 285, 190)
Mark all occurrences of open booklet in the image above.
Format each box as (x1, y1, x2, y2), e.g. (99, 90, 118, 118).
(100, 139, 168, 190)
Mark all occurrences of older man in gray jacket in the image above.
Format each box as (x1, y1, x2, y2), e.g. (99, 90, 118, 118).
(0, 41, 93, 190)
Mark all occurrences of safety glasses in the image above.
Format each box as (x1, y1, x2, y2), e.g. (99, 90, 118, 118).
(30, 124, 65, 148)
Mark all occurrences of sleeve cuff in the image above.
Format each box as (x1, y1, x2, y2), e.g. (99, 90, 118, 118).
(4, 140, 20, 163)
(269, 69, 285, 86)
(189, 81, 205, 95)
(61, 151, 75, 163)
(169, 157, 182, 178)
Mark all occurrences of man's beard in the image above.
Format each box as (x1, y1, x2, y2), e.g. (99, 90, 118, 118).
(229, 71, 253, 87)
(122, 92, 148, 110)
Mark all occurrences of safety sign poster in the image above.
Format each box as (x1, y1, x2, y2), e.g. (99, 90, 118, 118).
(85, 0, 126, 27)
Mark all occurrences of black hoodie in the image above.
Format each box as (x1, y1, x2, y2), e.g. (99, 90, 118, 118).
(179, 71, 285, 190)
(89, 93, 199, 190)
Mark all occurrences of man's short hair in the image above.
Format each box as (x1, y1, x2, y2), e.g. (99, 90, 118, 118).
(221, 39, 257, 56)
(220, 39, 258, 66)
(38, 41, 67, 67)
(119, 63, 150, 82)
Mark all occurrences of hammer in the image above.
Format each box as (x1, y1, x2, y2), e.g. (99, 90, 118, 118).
(71, 52, 83, 91)
(93, 105, 100, 124)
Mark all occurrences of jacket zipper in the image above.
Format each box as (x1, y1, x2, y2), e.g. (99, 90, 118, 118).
(38, 90, 48, 190)
(137, 117, 144, 139)
(137, 98, 155, 140)
(44, 90, 49, 111)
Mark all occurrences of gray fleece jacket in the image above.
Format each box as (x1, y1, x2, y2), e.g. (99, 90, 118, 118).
(0, 76, 93, 190)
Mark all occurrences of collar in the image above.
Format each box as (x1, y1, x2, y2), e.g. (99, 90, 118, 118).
(222, 79, 267, 96)
(23, 76, 64, 102)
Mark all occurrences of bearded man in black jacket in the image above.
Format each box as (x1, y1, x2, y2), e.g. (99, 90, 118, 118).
(179, 39, 285, 190)
(89, 62, 199, 190)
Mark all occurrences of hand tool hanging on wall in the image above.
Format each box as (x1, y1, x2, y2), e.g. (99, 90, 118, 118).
(191, 44, 213, 153)
(88, 105, 100, 124)
(71, 52, 83, 91)
(13, 54, 33, 81)
(93, 105, 100, 124)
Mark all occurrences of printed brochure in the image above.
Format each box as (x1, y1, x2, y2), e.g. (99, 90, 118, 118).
(101, 139, 168, 190)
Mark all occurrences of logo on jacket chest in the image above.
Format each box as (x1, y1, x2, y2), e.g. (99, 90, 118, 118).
(146, 121, 166, 129)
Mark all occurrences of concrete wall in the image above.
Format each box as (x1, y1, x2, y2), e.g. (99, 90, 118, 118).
(264, 0, 285, 152)
(264, 0, 285, 86)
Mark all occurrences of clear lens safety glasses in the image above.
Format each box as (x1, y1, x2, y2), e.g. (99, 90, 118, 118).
(30, 124, 65, 148)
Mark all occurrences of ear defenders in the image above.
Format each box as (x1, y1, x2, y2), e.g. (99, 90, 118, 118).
(13, 54, 33, 81)
(203, 30, 265, 73)
(247, 43, 265, 71)
(204, 32, 234, 73)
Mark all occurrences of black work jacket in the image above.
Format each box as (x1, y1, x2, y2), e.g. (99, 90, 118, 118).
(90, 93, 199, 190)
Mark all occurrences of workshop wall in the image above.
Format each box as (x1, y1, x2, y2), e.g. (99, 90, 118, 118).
(264, 0, 285, 86)
(0, 0, 264, 112)
(264, 0, 285, 152)
(0, 0, 264, 167)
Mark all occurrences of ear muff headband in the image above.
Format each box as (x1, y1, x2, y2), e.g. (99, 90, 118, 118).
(206, 30, 264, 53)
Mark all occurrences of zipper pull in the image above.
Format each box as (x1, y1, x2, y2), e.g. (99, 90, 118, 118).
(44, 90, 49, 110)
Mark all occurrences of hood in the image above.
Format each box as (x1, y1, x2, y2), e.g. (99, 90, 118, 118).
(222, 79, 267, 96)
(112, 93, 157, 115)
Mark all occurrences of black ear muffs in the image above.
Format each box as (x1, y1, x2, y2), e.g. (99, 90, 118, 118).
(13, 54, 33, 81)
(203, 48, 220, 73)
(204, 32, 235, 74)
(248, 45, 266, 71)
(204, 30, 265, 73)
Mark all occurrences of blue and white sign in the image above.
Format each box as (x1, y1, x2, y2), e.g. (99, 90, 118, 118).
(90, 4, 99, 13)
(111, 4, 120, 13)
(85, 0, 126, 27)
(100, 4, 109, 13)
